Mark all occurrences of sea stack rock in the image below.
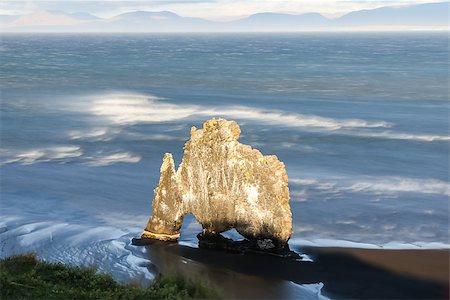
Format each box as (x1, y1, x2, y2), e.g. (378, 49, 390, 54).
(141, 119, 293, 250)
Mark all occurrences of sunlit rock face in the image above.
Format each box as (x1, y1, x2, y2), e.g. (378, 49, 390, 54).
(141, 119, 292, 248)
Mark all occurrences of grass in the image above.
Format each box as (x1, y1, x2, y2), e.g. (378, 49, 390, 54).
(0, 254, 220, 300)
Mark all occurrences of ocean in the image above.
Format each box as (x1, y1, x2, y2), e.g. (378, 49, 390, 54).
(0, 32, 449, 295)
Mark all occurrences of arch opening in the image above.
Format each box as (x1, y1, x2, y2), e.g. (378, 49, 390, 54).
(221, 229, 246, 242)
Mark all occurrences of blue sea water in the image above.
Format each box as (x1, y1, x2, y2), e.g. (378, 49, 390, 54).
(0, 33, 449, 289)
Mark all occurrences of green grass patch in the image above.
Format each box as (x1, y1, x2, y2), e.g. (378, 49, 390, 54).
(0, 254, 220, 300)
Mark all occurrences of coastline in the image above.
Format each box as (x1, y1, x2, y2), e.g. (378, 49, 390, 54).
(1, 240, 447, 299)
(141, 240, 449, 299)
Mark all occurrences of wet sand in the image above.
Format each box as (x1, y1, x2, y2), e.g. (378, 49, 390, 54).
(140, 240, 449, 299)
(302, 247, 449, 285)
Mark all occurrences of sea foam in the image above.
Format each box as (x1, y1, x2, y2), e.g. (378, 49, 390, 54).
(0, 216, 154, 285)
(290, 176, 450, 196)
(87, 92, 390, 130)
(289, 238, 450, 250)
(0, 146, 141, 167)
(84, 92, 450, 142)
(0, 146, 82, 165)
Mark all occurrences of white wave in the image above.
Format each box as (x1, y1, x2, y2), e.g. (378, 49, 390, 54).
(346, 177, 450, 197)
(0, 217, 154, 285)
(86, 152, 141, 166)
(290, 178, 340, 193)
(289, 238, 450, 250)
(69, 128, 122, 141)
(335, 219, 357, 225)
(290, 178, 320, 185)
(290, 190, 308, 202)
(124, 132, 185, 141)
(343, 130, 450, 142)
(290, 176, 450, 196)
(1, 146, 82, 165)
(1, 147, 142, 167)
(280, 142, 296, 148)
(177, 241, 199, 248)
(81, 92, 449, 142)
(200, 106, 391, 130)
(88, 92, 390, 130)
(90, 93, 197, 125)
(96, 212, 149, 230)
(289, 282, 330, 300)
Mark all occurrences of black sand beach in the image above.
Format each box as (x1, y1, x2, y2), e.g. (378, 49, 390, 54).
(140, 240, 449, 299)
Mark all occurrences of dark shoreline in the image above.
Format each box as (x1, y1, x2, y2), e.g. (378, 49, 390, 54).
(139, 240, 449, 299)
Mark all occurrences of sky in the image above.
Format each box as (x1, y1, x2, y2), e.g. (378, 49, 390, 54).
(0, 0, 445, 20)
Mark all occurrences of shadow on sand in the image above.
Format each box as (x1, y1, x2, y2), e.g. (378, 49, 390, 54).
(133, 239, 449, 299)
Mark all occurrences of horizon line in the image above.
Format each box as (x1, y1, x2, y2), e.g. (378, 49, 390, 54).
(2, 29, 449, 34)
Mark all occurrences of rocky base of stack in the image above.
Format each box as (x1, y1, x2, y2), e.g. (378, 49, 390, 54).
(196, 233, 300, 259)
(131, 234, 299, 259)
(140, 230, 180, 241)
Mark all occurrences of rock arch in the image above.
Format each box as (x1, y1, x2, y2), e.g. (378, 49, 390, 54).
(141, 119, 293, 249)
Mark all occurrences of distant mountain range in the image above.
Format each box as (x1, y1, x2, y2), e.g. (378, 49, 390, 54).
(1, 2, 448, 32)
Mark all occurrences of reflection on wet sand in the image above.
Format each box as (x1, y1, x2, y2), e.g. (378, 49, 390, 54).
(139, 240, 449, 299)
(141, 240, 320, 299)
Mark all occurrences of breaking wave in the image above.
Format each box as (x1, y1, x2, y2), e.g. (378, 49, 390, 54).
(90, 93, 197, 124)
(345, 177, 450, 196)
(200, 106, 391, 130)
(290, 177, 450, 197)
(289, 238, 450, 249)
(340, 130, 450, 142)
(69, 128, 122, 141)
(0, 217, 154, 285)
(88, 92, 390, 130)
(0, 146, 82, 165)
(0, 147, 141, 167)
(85, 92, 450, 142)
(86, 152, 141, 166)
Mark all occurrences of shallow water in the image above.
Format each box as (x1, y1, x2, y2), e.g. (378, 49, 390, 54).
(0, 33, 449, 294)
